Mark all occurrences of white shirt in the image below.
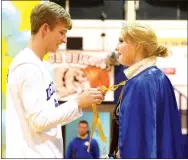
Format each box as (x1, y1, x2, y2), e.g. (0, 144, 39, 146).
(6, 48, 82, 158)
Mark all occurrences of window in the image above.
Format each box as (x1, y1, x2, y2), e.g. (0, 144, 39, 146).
(50, 0, 124, 20)
(136, 0, 187, 20)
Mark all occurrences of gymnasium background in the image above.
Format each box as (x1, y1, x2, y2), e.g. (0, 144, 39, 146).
(1, 0, 187, 158)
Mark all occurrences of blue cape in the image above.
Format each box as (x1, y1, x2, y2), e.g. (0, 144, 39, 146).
(119, 66, 183, 158)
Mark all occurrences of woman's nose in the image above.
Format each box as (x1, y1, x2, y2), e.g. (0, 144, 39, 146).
(115, 43, 120, 52)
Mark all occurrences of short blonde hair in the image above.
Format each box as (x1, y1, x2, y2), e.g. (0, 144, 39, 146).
(30, 2, 72, 35)
(121, 22, 169, 58)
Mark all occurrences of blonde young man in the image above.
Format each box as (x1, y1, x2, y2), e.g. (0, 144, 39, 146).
(6, 2, 104, 158)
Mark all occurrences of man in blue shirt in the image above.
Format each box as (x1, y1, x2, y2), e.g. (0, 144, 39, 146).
(66, 120, 100, 159)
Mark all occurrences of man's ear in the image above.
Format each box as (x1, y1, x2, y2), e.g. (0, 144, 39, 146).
(40, 23, 50, 37)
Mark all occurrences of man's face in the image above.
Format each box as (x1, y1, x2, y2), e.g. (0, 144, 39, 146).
(43, 22, 68, 53)
(78, 123, 88, 136)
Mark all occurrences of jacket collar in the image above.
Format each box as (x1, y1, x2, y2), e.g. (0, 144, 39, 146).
(124, 56, 157, 80)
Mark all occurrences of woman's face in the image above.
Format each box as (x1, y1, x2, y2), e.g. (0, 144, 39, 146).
(116, 37, 136, 66)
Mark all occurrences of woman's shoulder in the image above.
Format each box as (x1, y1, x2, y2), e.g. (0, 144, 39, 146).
(126, 66, 171, 88)
(133, 66, 167, 81)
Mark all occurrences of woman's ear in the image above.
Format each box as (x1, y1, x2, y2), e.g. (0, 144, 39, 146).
(134, 43, 143, 52)
(134, 43, 147, 57)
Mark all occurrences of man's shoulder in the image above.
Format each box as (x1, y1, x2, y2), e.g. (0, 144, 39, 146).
(91, 138, 98, 144)
(71, 137, 79, 143)
(68, 137, 79, 147)
(10, 49, 33, 70)
(8, 62, 42, 86)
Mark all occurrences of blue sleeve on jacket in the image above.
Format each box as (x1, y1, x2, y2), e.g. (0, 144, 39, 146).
(119, 76, 157, 158)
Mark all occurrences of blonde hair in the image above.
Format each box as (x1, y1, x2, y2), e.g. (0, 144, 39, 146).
(30, 2, 72, 35)
(121, 22, 169, 58)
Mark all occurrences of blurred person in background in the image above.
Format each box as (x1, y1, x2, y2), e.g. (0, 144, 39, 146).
(66, 120, 100, 159)
(114, 22, 183, 159)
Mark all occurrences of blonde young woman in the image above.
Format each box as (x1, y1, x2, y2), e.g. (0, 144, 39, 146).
(115, 23, 183, 158)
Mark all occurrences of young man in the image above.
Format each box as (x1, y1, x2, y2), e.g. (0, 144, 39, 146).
(6, 2, 104, 158)
(66, 120, 100, 159)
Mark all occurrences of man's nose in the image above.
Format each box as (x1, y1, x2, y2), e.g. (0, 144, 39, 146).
(61, 36, 67, 44)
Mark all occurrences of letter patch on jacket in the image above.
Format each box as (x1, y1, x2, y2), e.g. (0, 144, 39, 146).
(54, 99, 59, 107)
(46, 82, 55, 101)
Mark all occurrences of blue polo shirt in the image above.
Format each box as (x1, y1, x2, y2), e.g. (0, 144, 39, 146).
(66, 136, 100, 159)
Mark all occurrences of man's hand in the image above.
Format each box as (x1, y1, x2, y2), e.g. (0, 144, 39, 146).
(97, 86, 107, 96)
(76, 88, 104, 108)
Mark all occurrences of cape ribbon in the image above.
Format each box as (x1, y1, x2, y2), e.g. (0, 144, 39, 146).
(87, 81, 126, 152)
